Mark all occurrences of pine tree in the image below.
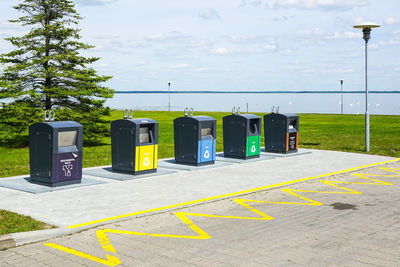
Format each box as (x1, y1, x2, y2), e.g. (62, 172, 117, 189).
(0, 0, 114, 145)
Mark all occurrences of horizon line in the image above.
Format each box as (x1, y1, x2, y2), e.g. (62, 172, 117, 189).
(115, 90, 400, 94)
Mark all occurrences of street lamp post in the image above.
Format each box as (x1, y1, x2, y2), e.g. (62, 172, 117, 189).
(353, 22, 380, 152)
(168, 81, 171, 112)
(339, 79, 344, 114)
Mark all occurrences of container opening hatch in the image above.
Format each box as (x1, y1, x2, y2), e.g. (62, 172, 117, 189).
(58, 131, 77, 147)
(249, 119, 259, 134)
(201, 127, 212, 137)
(289, 118, 297, 130)
(139, 125, 153, 144)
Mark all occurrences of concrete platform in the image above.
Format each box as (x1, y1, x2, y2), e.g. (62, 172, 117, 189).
(215, 153, 275, 163)
(0, 177, 105, 194)
(0, 149, 395, 228)
(261, 148, 312, 157)
(157, 158, 232, 171)
(83, 167, 176, 181)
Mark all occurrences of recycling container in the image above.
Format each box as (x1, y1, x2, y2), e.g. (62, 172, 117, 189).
(111, 118, 158, 174)
(264, 113, 299, 154)
(29, 121, 83, 186)
(174, 115, 216, 166)
(223, 113, 261, 159)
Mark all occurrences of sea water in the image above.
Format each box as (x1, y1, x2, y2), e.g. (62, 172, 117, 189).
(106, 92, 400, 115)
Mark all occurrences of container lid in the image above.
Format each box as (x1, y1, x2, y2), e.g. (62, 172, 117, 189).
(191, 115, 216, 121)
(128, 118, 158, 124)
(237, 114, 261, 119)
(39, 121, 82, 128)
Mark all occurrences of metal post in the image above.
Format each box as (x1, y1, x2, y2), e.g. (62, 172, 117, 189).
(364, 39, 369, 152)
(339, 80, 343, 114)
(354, 23, 379, 152)
(168, 81, 171, 112)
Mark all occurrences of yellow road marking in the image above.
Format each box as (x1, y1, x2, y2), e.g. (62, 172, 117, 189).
(68, 158, 400, 229)
(43, 243, 121, 267)
(45, 161, 400, 266)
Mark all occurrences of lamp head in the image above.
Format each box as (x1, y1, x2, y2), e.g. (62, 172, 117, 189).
(353, 22, 380, 43)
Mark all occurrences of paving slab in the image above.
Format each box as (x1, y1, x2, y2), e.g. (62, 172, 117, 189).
(157, 158, 233, 171)
(261, 148, 312, 157)
(83, 167, 176, 181)
(0, 177, 105, 194)
(0, 149, 395, 228)
(215, 152, 275, 163)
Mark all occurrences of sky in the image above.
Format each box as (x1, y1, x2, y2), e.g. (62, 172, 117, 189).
(0, 0, 400, 93)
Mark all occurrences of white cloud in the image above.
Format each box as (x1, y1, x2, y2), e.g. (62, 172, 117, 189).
(326, 68, 355, 73)
(76, 0, 118, 6)
(92, 34, 120, 40)
(392, 29, 400, 34)
(198, 8, 220, 20)
(301, 68, 316, 73)
(195, 67, 209, 72)
(169, 63, 189, 69)
(326, 31, 362, 39)
(262, 44, 277, 50)
(270, 15, 294, 21)
(296, 27, 326, 37)
(280, 49, 293, 55)
(144, 31, 194, 44)
(369, 43, 379, 50)
(353, 17, 365, 24)
(242, 0, 368, 10)
(395, 67, 400, 72)
(135, 61, 147, 67)
(384, 17, 400, 25)
(211, 47, 229, 55)
(378, 39, 400, 46)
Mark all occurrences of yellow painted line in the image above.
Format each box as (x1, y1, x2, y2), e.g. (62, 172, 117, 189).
(46, 164, 400, 266)
(68, 158, 400, 229)
(43, 243, 121, 267)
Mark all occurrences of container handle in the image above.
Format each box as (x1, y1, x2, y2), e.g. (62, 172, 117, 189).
(232, 107, 236, 115)
(184, 107, 189, 117)
(124, 109, 133, 119)
(45, 110, 55, 121)
(190, 108, 194, 117)
(236, 107, 240, 115)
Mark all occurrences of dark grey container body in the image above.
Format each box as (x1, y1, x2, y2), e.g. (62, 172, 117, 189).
(111, 118, 158, 174)
(223, 114, 262, 159)
(174, 116, 216, 166)
(29, 121, 83, 186)
(264, 113, 299, 154)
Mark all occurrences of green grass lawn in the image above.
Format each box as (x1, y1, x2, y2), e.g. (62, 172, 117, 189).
(0, 110, 399, 178)
(0, 210, 54, 236)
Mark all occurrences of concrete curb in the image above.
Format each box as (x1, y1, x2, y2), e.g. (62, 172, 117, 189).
(0, 227, 75, 250)
(0, 234, 16, 250)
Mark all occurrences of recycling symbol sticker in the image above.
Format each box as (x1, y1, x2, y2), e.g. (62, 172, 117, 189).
(62, 164, 73, 177)
(251, 145, 256, 153)
(204, 150, 210, 159)
(143, 157, 151, 167)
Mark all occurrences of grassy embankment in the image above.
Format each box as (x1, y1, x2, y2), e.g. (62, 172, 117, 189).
(0, 110, 399, 236)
